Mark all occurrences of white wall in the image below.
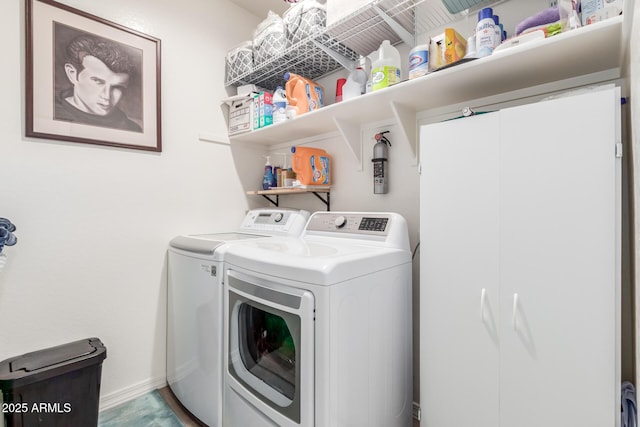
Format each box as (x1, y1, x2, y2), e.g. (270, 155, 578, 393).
(630, 0, 640, 387)
(0, 0, 258, 407)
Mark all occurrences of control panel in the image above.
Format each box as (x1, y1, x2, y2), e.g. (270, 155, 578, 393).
(239, 209, 309, 234)
(306, 212, 391, 236)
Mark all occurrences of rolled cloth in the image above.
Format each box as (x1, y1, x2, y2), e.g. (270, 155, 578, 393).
(515, 7, 561, 35)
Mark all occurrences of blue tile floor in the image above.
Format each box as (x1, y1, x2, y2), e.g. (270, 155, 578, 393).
(98, 389, 184, 427)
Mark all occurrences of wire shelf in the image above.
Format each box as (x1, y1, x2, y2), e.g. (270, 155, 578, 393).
(225, 0, 505, 91)
(226, 35, 360, 91)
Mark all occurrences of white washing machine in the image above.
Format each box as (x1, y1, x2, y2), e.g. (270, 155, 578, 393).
(222, 211, 413, 427)
(166, 209, 309, 427)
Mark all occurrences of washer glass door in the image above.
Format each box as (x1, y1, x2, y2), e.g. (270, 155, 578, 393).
(227, 270, 314, 424)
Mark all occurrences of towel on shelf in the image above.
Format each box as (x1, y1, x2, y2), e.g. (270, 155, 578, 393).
(622, 381, 638, 427)
(515, 7, 561, 35)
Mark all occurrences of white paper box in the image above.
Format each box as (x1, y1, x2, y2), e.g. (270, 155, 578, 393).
(223, 93, 256, 136)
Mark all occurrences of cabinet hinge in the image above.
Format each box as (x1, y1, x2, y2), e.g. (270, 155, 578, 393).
(615, 143, 623, 158)
(418, 163, 423, 175)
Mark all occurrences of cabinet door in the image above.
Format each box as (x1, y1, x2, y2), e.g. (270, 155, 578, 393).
(498, 88, 620, 427)
(420, 112, 501, 427)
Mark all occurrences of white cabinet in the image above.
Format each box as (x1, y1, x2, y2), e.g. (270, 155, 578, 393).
(419, 87, 621, 427)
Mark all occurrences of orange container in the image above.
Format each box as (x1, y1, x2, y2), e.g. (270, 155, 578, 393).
(284, 72, 324, 116)
(291, 146, 331, 186)
(444, 28, 467, 65)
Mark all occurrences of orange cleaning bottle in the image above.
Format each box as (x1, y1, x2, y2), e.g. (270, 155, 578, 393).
(291, 146, 331, 186)
(284, 72, 324, 116)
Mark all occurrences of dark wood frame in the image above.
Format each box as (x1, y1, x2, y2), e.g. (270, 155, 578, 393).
(26, 0, 162, 152)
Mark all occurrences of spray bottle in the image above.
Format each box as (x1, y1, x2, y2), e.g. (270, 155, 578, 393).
(262, 156, 277, 190)
(475, 7, 496, 58)
(372, 131, 391, 194)
(273, 86, 288, 124)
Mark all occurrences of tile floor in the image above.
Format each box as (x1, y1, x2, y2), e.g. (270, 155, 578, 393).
(157, 387, 206, 427)
(98, 387, 204, 427)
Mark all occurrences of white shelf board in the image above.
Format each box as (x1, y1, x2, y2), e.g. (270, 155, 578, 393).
(228, 16, 623, 147)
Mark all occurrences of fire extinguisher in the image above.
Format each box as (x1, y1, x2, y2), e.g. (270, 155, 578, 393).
(372, 131, 391, 194)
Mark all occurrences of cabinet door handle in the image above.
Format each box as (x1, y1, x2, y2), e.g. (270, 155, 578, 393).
(512, 293, 519, 330)
(480, 288, 487, 323)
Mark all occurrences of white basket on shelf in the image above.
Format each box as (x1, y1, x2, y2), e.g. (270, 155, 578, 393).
(253, 11, 287, 65)
(225, 41, 253, 84)
(284, 1, 327, 46)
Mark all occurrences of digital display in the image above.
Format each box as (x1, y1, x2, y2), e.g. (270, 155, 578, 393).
(255, 213, 273, 224)
(358, 217, 388, 232)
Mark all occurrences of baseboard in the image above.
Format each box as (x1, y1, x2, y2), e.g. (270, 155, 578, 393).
(99, 376, 167, 411)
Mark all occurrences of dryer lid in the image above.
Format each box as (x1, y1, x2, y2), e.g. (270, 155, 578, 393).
(224, 236, 411, 285)
(169, 232, 264, 256)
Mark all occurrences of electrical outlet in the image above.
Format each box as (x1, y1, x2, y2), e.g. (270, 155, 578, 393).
(412, 402, 422, 421)
(549, 0, 558, 6)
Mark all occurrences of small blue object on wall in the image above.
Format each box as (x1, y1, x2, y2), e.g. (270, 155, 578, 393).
(0, 218, 17, 254)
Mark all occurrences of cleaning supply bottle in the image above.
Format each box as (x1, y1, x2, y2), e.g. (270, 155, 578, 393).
(409, 43, 430, 79)
(335, 78, 346, 103)
(475, 7, 496, 58)
(273, 86, 288, 124)
(284, 72, 325, 116)
(291, 146, 331, 186)
(492, 15, 505, 48)
(371, 40, 402, 92)
(262, 156, 276, 190)
(342, 67, 367, 101)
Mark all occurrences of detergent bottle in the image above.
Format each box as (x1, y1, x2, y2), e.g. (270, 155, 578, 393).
(284, 72, 325, 116)
(291, 146, 331, 186)
(342, 67, 367, 101)
(262, 156, 277, 190)
(371, 40, 402, 92)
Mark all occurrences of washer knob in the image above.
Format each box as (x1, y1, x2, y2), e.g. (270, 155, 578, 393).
(334, 215, 347, 229)
(274, 213, 284, 222)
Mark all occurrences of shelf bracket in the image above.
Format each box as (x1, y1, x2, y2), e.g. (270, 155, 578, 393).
(312, 191, 331, 211)
(390, 101, 418, 164)
(333, 117, 362, 170)
(372, 5, 415, 47)
(260, 194, 279, 207)
(311, 39, 357, 71)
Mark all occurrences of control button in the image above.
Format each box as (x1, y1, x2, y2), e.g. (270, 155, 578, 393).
(334, 215, 347, 228)
(274, 213, 284, 223)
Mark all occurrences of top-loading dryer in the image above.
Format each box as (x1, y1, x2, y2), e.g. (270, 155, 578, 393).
(222, 211, 413, 427)
(166, 208, 309, 427)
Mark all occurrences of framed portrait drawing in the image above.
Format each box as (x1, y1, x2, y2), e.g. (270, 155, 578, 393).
(26, 0, 162, 152)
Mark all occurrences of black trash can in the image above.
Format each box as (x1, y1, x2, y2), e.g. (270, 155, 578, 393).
(0, 337, 107, 427)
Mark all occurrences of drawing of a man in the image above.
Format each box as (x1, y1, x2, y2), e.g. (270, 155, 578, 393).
(55, 33, 142, 132)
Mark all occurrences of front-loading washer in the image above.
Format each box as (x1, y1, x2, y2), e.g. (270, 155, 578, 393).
(222, 211, 413, 427)
(166, 208, 309, 427)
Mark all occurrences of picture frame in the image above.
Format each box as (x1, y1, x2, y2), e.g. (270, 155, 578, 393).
(26, 0, 162, 152)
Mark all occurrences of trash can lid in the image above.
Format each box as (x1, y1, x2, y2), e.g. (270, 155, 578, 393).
(0, 338, 106, 388)
(10, 339, 98, 372)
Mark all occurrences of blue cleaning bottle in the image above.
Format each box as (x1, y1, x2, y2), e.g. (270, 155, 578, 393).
(262, 156, 276, 190)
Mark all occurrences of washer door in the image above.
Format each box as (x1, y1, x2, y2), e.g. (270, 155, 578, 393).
(227, 269, 314, 424)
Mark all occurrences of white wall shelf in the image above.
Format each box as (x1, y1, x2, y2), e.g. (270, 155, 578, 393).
(228, 16, 624, 157)
(246, 188, 331, 210)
